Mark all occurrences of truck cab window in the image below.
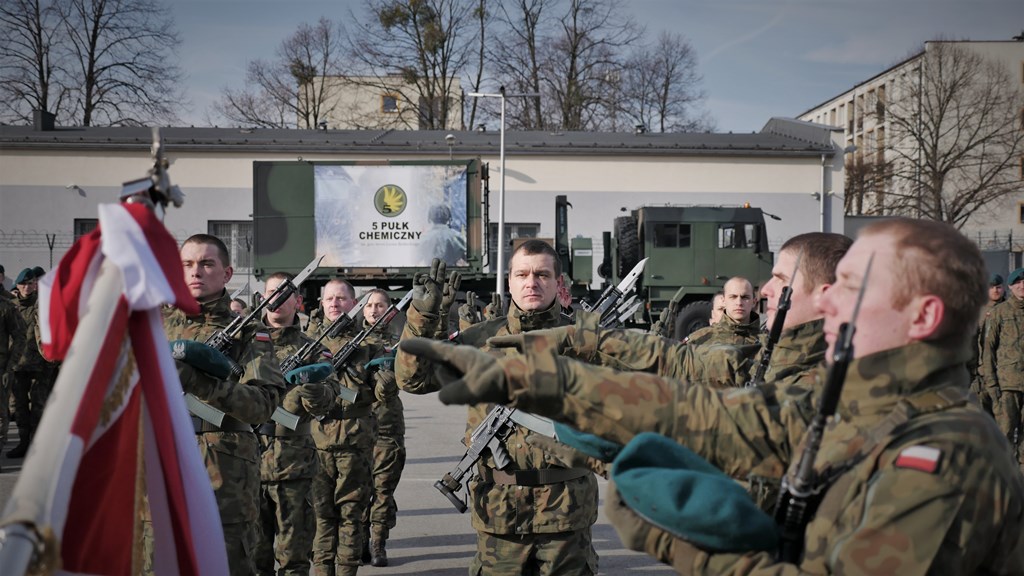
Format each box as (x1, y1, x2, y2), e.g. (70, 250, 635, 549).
(654, 223, 691, 248)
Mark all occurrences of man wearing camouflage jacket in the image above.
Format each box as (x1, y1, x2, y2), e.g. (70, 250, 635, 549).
(159, 234, 285, 576)
(982, 266, 1024, 471)
(406, 218, 1024, 574)
(395, 242, 599, 576)
(305, 278, 388, 576)
(0, 294, 25, 454)
(255, 272, 339, 576)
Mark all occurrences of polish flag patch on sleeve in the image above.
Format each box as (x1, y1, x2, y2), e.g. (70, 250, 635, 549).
(255, 332, 271, 343)
(894, 445, 942, 474)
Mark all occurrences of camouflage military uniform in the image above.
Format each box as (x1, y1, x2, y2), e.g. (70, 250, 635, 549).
(493, 339, 1024, 573)
(255, 318, 336, 576)
(971, 298, 1002, 415)
(10, 291, 45, 453)
(982, 295, 1024, 469)
(155, 291, 285, 576)
(551, 311, 757, 389)
(396, 300, 599, 576)
(306, 320, 382, 576)
(0, 297, 26, 450)
(361, 323, 406, 556)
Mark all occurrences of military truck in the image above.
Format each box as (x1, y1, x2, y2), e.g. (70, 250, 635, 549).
(555, 196, 774, 339)
(253, 159, 772, 338)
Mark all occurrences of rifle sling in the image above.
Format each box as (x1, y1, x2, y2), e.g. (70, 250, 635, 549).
(487, 467, 590, 486)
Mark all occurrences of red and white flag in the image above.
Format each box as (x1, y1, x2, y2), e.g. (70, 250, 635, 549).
(1, 202, 227, 575)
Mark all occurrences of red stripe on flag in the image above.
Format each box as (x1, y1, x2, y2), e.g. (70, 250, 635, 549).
(61, 385, 141, 574)
(42, 229, 102, 361)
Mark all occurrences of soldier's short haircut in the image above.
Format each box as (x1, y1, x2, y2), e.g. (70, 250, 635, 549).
(779, 232, 853, 293)
(183, 234, 231, 267)
(510, 239, 561, 276)
(266, 271, 294, 284)
(365, 288, 390, 302)
(724, 276, 753, 296)
(860, 217, 986, 345)
(324, 278, 355, 298)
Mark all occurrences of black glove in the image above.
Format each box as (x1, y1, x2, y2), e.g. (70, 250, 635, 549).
(412, 258, 447, 314)
(398, 337, 508, 405)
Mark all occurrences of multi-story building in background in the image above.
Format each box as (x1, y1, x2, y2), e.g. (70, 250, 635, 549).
(309, 74, 463, 131)
(798, 39, 1024, 257)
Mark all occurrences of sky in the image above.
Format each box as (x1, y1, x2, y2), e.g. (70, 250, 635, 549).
(168, 0, 1022, 133)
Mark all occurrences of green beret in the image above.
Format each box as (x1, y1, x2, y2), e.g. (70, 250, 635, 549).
(285, 362, 334, 385)
(554, 422, 623, 462)
(611, 432, 778, 553)
(989, 273, 1004, 286)
(32, 266, 45, 278)
(14, 268, 34, 285)
(1008, 268, 1024, 286)
(170, 339, 234, 380)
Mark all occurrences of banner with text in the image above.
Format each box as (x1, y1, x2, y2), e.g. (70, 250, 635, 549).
(314, 164, 469, 268)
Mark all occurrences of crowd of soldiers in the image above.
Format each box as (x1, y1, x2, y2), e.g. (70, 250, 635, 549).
(4, 215, 1024, 574)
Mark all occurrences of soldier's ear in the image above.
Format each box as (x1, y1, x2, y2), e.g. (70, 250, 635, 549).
(224, 265, 234, 283)
(907, 294, 944, 341)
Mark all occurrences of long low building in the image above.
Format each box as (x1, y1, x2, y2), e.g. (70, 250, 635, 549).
(0, 118, 845, 291)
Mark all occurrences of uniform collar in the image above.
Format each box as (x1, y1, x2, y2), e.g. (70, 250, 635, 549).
(191, 289, 232, 321)
(836, 340, 969, 420)
(768, 318, 827, 377)
(507, 298, 563, 333)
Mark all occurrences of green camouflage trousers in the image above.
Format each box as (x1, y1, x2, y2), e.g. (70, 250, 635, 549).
(311, 436, 375, 574)
(994, 390, 1024, 471)
(255, 479, 315, 576)
(366, 431, 407, 533)
(469, 529, 598, 576)
(142, 519, 257, 576)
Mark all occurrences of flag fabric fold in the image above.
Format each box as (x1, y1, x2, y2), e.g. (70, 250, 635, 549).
(5, 202, 225, 576)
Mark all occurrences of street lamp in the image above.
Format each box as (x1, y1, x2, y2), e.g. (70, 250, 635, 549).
(466, 87, 540, 304)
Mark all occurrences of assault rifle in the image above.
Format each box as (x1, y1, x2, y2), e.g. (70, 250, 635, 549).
(331, 290, 413, 376)
(434, 405, 557, 513)
(773, 254, 873, 563)
(580, 258, 648, 328)
(746, 251, 802, 388)
(185, 255, 322, 428)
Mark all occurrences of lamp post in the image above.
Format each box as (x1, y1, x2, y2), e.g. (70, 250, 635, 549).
(466, 88, 540, 305)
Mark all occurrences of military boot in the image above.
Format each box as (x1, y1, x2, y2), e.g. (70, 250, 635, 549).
(370, 526, 388, 567)
(360, 524, 371, 564)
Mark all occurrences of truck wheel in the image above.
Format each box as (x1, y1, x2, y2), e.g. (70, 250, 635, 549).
(673, 300, 713, 340)
(615, 216, 640, 279)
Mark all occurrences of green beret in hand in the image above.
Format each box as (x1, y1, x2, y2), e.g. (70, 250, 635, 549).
(169, 339, 234, 380)
(285, 362, 334, 385)
(611, 432, 778, 553)
(553, 422, 623, 462)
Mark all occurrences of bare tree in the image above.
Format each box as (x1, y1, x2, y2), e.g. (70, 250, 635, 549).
(873, 41, 1024, 229)
(216, 18, 345, 129)
(0, 0, 71, 124)
(618, 31, 712, 133)
(488, 0, 549, 130)
(56, 0, 184, 126)
(346, 0, 478, 130)
(844, 156, 892, 216)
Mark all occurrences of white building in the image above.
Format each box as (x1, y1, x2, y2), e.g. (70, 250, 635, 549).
(312, 75, 463, 131)
(798, 39, 1024, 250)
(0, 118, 844, 292)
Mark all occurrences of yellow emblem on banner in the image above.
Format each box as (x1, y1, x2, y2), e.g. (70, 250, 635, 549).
(374, 185, 407, 217)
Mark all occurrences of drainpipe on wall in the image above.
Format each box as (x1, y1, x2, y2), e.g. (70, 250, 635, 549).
(820, 153, 828, 233)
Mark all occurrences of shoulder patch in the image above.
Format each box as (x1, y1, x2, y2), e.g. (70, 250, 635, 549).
(255, 332, 271, 343)
(319, 350, 333, 360)
(448, 331, 460, 341)
(894, 445, 942, 474)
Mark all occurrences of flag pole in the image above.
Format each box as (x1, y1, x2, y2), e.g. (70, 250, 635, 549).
(0, 258, 127, 574)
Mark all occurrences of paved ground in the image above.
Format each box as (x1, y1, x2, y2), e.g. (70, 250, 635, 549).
(0, 391, 671, 574)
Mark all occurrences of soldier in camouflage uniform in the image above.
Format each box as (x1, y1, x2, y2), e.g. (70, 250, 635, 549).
(359, 289, 405, 567)
(306, 278, 384, 576)
(680, 292, 724, 346)
(982, 267, 1024, 470)
(0, 293, 26, 454)
(408, 217, 1024, 574)
(255, 272, 339, 576)
(395, 243, 599, 576)
(8, 268, 42, 458)
(156, 234, 285, 576)
(969, 273, 1004, 415)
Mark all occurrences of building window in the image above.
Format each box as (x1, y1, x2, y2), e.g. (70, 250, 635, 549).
(654, 223, 691, 248)
(382, 94, 399, 113)
(1019, 202, 1024, 224)
(208, 220, 253, 270)
(74, 218, 98, 241)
